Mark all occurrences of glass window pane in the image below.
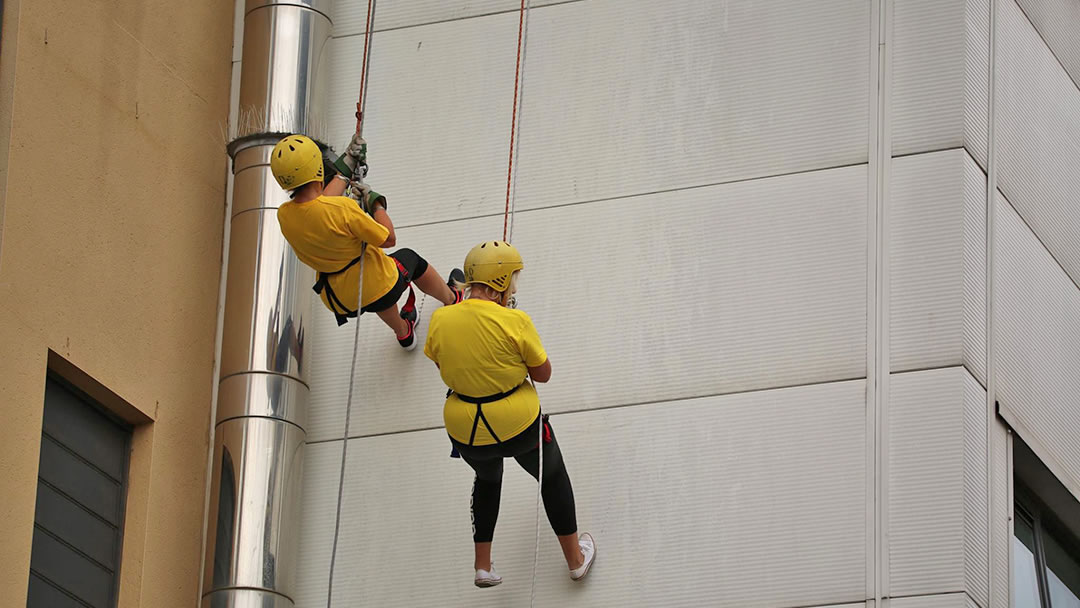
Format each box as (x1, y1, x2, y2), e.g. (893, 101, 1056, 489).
(1014, 516, 1044, 608)
(1044, 532, 1080, 608)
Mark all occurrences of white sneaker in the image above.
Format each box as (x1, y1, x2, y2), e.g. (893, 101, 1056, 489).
(569, 533, 596, 581)
(475, 564, 502, 588)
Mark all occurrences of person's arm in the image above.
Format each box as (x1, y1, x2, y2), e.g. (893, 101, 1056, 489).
(517, 313, 551, 382)
(372, 202, 396, 248)
(527, 359, 551, 383)
(344, 201, 391, 249)
(325, 174, 349, 197)
(423, 325, 440, 369)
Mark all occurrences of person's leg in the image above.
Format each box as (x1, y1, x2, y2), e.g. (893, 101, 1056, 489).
(457, 445, 505, 571)
(413, 265, 457, 305)
(512, 418, 583, 569)
(558, 534, 585, 570)
(390, 249, 460, 305)
(474, 541, 494, 574)
(363, 274, 411, 340)
(373, 304, 408, 338)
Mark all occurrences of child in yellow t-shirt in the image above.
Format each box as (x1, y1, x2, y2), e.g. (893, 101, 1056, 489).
(270, 134, 463, 350)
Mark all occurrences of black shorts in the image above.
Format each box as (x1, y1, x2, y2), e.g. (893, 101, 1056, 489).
(361, 248, 429, 314)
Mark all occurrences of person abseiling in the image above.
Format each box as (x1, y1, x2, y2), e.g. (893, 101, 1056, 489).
(270, 133, 463, 350)
(424, 240, 596, 587)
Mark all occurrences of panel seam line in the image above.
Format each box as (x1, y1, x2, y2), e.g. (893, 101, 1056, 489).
(328, 0, 585, 38)
(997, 190, 1080, 293)
(395, 160, 871, 230)
(1011, 1, 1080, 94)
(400, 148, 989, 234)
(307, 375, 870, 444)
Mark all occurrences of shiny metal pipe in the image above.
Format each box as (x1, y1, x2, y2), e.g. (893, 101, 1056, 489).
(232, 0, 333, 153)
(203, 419, 306, 602)
(203, 0, 331, 605)
(220, 197, 312, 384)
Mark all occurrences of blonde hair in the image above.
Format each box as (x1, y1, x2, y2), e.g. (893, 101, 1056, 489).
(460, 270, 520, 305)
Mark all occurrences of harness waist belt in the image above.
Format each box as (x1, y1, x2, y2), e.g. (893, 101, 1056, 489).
(451, 382, 522, 404)
(451, 383, 527, 446)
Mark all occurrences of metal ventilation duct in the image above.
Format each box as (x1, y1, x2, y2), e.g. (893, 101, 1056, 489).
(202, 1, 331, 606)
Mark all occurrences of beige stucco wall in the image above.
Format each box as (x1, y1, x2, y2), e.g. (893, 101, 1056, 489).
(0, 0, 233, 605)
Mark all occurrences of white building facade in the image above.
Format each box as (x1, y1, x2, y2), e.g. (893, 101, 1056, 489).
(233, 1, 1080, 606)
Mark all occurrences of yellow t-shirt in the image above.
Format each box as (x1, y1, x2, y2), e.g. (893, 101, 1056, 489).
(424, 299, 548, 446)
(277, 195, 399, 310)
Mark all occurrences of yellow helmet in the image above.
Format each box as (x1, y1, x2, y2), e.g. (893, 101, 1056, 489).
(270, 135, 324, 191)
(464, 240, 523, 292)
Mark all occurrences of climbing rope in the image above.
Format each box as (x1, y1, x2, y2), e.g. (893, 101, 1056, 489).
(504, 0, 532, 243)
(325, 245, 364, 608)
(326, 1, 378, 606)
(356, 0, 378, 132)
(326, 0, 540, 603)
(497, 1, 542, 605)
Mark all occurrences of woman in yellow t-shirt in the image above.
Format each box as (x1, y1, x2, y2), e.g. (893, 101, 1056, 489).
(269, 134, 464, 350)
(424, 241, 596, 587)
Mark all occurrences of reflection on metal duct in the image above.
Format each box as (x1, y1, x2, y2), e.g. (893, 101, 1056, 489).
(202, 1, 331, 606)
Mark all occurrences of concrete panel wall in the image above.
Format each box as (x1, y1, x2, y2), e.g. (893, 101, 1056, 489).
(294, 443, 342, 608)
(308, 165, 867, 442)
(289, 1, 1072, 607)
(892, 0, 989, 166)
(331, 0, 568, 38)
(298, 382, 867, 608)
(325, 16, 520, 227)
(1013, 0, 1080, 87)
(508, 0, 870, 213)
(324, 0, 871, 228)
(889, 150, 986, 383)
(995, 193, 1080, 498)
(891, 593, 981, 608)
(997, 0, 1080, 288)
(888, 368, 988, 604)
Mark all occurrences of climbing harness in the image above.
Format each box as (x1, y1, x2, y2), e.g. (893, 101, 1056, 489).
(312, 256, 365, 326)
(313, 253, 418, 327)
(326, 0, 377, 606)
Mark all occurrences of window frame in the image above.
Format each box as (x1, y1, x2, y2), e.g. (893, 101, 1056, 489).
(1015, 481, 1080, 608)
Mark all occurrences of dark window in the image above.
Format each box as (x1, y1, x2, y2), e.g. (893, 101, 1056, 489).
(1013, 439, 1080, 608)
(1015, 511, 1043, 608)
(28, 377, 131, 608)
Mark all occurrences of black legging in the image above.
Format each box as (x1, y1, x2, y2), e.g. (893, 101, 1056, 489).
(451, 415, 577, 543)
